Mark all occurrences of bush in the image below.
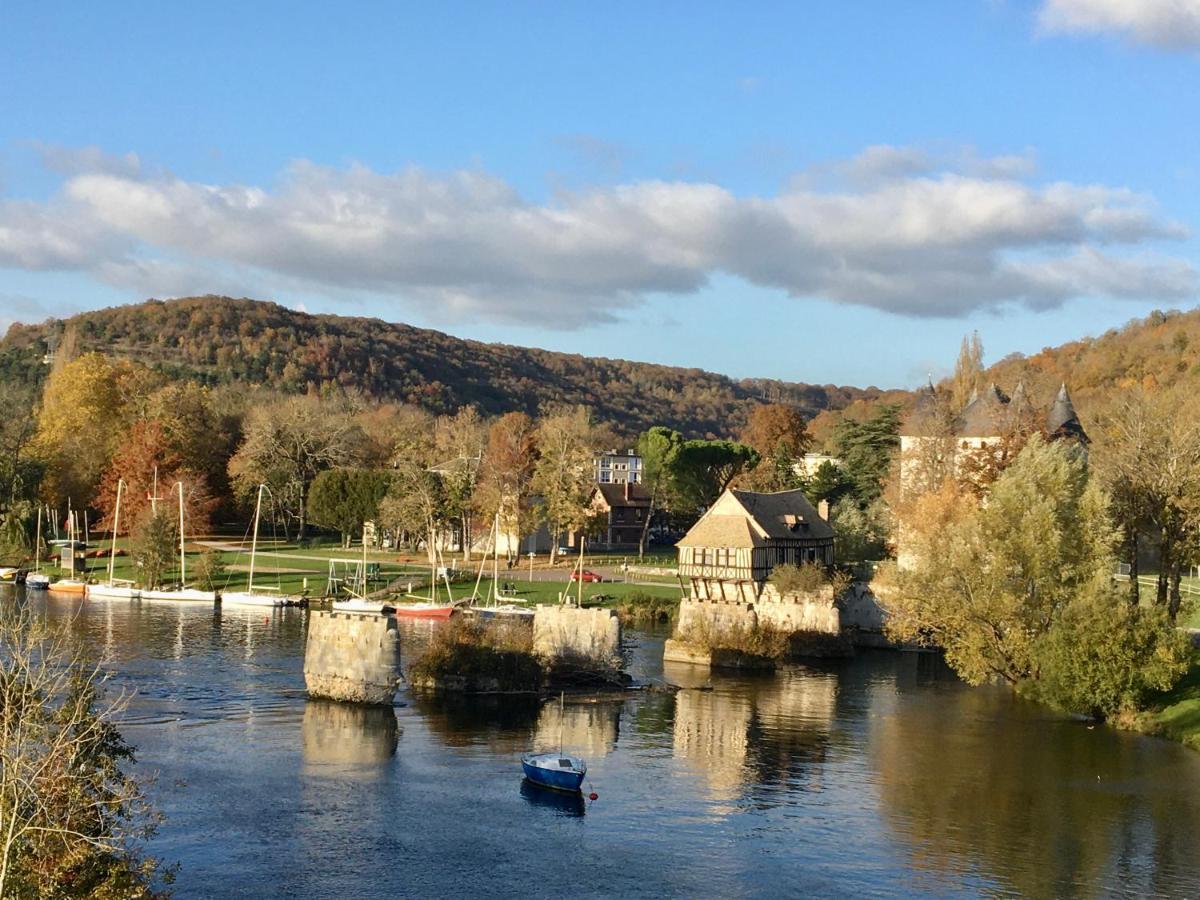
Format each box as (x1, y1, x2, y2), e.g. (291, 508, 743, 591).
(615, 591, 680, 625)
(1027, 581, 1192, 720)
(675, 616, 790, 661)
(192, 549, 226, 590)
(769, 563, 830, 595)
(409, 618, 543, 691)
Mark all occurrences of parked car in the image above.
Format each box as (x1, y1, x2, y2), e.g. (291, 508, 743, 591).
(570, 569, 603, 583)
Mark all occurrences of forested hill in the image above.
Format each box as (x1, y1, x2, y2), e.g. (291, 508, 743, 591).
(0, 296, 884, 437)
(981, 307, 1200, 420)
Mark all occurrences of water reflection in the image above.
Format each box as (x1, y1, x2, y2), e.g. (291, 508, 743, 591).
(301, 700, 399, 768)
(870, 666, 1200, 896)
(669, 664, 836, 808)
(408, 691, 543, 753)
(533, 699, 621, 758)
(520, 779, 587, 817)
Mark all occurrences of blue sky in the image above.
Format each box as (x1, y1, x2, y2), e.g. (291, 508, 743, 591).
(2, 0, 1198, 388)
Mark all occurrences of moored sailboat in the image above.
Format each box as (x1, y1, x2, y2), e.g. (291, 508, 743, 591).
(139, 482, 216, 604)
(220, 484, 288, 608)
(87, 479, 140, 600)
(331, 525, 394, 614)
(26, 507, 50, 590)
(49, 510, 88, 595)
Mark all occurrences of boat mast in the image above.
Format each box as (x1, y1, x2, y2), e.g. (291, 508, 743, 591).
(108, 478, 123, 585)
(34, 506, 41, 574)
(177, 481, 186, 585)
(492, 509, 501, 605)
(558, 691, 565, 756)
(360, 522, 368, 596)
(68, 510, 75, 579)
(248, 483, 264, 592)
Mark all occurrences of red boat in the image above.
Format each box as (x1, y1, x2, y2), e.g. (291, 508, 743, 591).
(391, 602, 456, 619)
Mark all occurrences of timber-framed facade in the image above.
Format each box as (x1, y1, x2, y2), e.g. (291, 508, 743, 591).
(676, 488, 834, 601)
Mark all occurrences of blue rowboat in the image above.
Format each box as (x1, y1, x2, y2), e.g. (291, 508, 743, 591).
(521, 752, 586, 793)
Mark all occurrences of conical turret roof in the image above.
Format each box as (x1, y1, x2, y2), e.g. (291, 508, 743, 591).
(899, 377, 939, 436)
(956, 383, 1008, 437)
(1045, 383, 1088, 444)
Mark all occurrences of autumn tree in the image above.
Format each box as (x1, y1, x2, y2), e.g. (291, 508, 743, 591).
(1091, 387, 1200, 616)
(94, 421, 214, 535)
(379, 461, 449, 563)
(31, 354, 130, 509)
(635, 426, 683, 558)
(737, 403, 811, 492)
(475, 412, 539, 551)
(532, 406, 600, 560)
(227, 395, 365, 538)
(433, 406, 486, 558)
(883, 435, 1188, 717)
(950, 331, 984, 410)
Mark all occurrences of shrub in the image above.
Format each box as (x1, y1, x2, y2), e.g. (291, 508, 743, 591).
(615, 591, 680, 625)
(409, 617, 542, 691)
(675, 616, 790, 661)
(192, 549, 226, 590)
(769, 562, 829, 595)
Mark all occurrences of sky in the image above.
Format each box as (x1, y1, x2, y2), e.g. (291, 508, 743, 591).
(1, 0, 1199, 389)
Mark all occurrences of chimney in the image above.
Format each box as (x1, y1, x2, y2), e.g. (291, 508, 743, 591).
(817, 499, 830, 522)
(624, 482, 632, 501)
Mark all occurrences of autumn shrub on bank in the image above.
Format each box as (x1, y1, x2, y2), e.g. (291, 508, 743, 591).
(614, 591, 679, 625)
(408, 617, 542, 691)
(769, 563, 852, 601)
(675, 616, 790, 661)
(0, 608, 171, 898)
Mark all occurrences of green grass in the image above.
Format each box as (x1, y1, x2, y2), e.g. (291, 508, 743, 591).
(1144, 652, 1200, 751)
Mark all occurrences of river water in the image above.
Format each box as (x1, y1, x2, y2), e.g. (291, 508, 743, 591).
(7, 589, 1200, 898)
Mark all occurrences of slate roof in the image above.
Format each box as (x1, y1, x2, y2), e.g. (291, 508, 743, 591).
(899, 378, 939, 437)
(1045, 383, 1089, 444)
(955, 383, 1009, 437)
(729, 488, 835, 541)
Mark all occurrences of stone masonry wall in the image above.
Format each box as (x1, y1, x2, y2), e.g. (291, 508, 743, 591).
(304, 611, 402, 706)
(532, 606, 622, 671)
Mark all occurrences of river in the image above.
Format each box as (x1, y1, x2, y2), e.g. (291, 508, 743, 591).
(6, 589, 1200, 898)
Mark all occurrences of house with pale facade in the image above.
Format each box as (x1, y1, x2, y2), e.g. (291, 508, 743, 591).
(677, 488, 834, 602)
(594, 449, 642, 484)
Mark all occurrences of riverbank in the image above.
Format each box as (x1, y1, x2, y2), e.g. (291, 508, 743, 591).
(1128, 652, 1200, 751)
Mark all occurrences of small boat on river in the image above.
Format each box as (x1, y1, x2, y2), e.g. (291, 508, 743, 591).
(521, 694, 587, 794)
(330, 525, 394, 614)
(26, 507, 49, 590)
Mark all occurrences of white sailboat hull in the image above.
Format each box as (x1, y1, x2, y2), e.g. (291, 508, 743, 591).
(140, 588, 217, 603)
(87, 584, 140, 600)
(25, 573, 50, 590)
(221, 591, 286, 608)
(332, 598, 394, 614)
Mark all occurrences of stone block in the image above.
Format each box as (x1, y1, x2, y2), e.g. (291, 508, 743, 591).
(532, 606, 622, 671)
(303, 611, 402, 706)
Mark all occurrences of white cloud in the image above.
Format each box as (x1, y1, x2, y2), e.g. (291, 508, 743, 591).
(1039, 0, 1200, 50)
(0, 146, 1194, 327)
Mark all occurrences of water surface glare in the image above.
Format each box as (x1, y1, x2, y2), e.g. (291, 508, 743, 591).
(10, 589, 1200, 898)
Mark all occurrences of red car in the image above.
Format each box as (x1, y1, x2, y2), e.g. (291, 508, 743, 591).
(570, 569, 603, 583)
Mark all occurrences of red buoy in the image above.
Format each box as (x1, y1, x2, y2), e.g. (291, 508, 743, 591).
(589, 792, 598, 801)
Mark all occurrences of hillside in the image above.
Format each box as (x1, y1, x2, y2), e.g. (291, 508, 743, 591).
(0, 296, 885, 437)
(981, 307, 1200, 424)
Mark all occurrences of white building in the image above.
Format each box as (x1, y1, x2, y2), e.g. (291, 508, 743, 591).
(594, 449, 642, 484)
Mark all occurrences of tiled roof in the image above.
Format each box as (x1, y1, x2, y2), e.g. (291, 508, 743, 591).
(1045, 383, 1089, 443)
(955, 383, 1009, 437)
(677, 514, 763, 549)
(594, 482, 651, 509)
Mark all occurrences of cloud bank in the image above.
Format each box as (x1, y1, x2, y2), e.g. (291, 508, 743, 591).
(1039, 0, 1200, 50)
(0, 144, 1194, 327)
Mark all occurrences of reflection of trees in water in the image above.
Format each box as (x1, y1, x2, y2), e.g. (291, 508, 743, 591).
(408, 691, 543, 752)
(672, 666, 837, 807)
(870, 680, 1200, 896)
(301, 700, 399, 766)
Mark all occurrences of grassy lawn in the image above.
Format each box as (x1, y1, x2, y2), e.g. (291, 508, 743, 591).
(1143, 652, 1200, 752)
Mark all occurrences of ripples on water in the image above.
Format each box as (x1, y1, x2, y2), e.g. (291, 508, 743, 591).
(6, 588, 1200, 898)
